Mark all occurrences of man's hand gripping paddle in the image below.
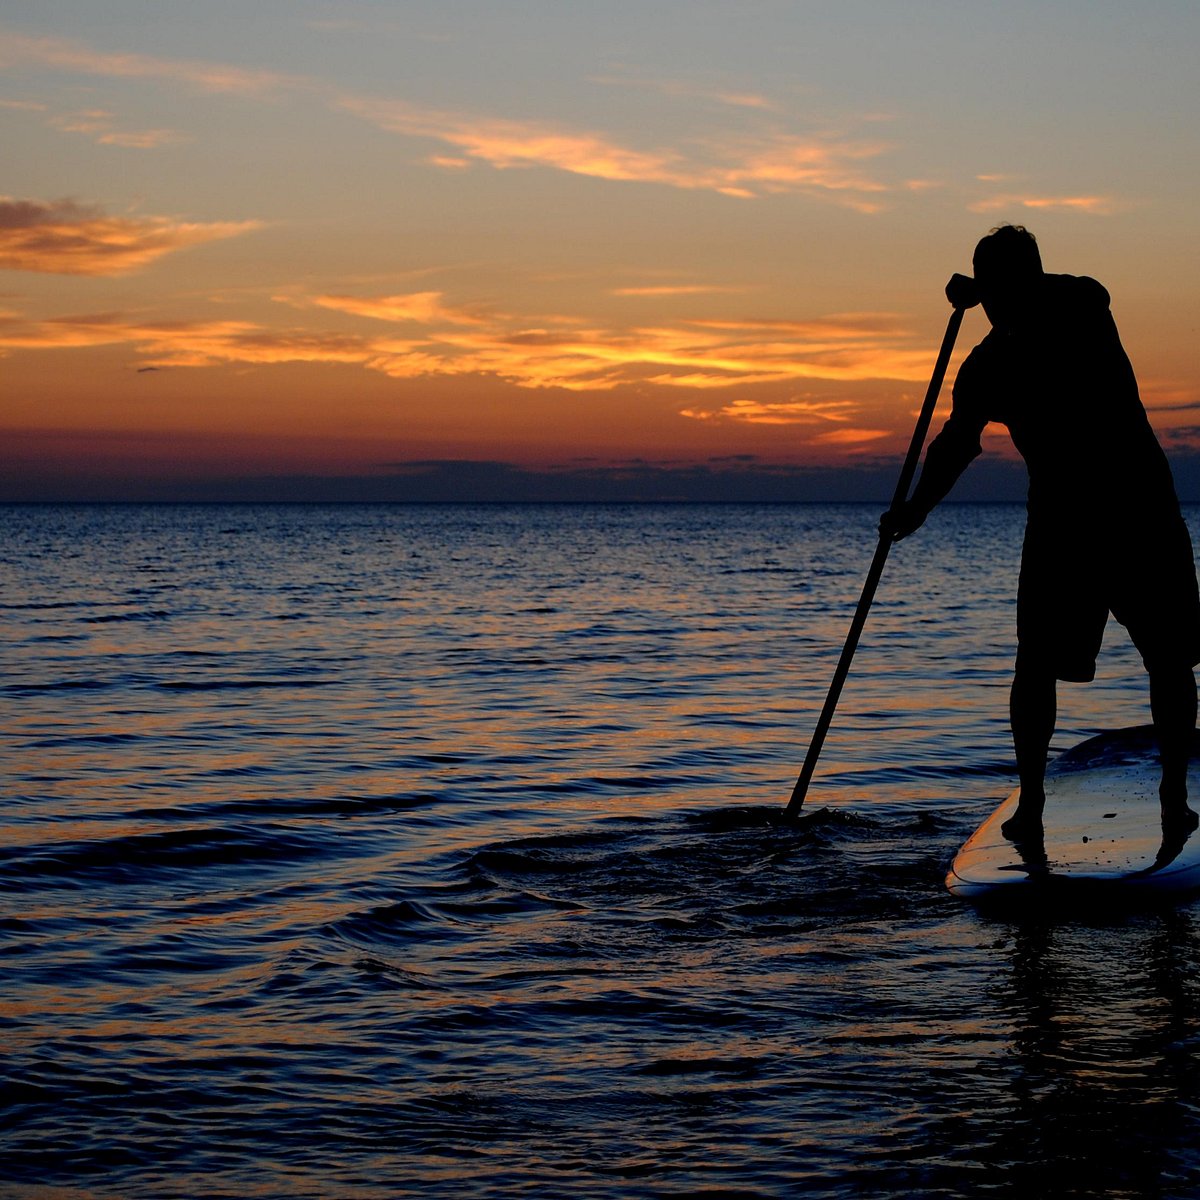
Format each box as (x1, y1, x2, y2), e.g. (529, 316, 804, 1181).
(783, 274, 979, 819)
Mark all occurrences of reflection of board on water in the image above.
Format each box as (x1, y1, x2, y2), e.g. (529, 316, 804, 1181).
(947, 727, 1200, 900)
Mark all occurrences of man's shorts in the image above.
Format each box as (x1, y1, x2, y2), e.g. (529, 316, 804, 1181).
(1017, 512, 1200, 682)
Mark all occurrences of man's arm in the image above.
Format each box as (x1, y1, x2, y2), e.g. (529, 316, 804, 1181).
(879, 426, 981, 540)
(880, 347, 989, 541)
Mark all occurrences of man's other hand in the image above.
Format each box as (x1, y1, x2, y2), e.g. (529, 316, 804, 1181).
(879, 501, 926, 542)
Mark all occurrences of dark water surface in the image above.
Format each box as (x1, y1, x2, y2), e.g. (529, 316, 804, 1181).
(4, 503, 1200, 1198)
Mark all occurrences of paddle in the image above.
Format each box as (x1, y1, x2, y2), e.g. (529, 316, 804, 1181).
(783, 277, 977, 818)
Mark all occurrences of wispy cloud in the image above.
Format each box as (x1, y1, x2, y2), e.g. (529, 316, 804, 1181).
(49, 108, 182, 148)
(0, 198, 260, 275)
(688, 312, 909, 338)
(969, 192, 1125, 216)
(96, 128, 181, 149)
(589, 73, 778, 111)
(307, 291, 491, 326)
(611, 284, 748, 297)
(707, 133, 891, 206)
(812, 427, 891, 445)
(0, 29, 304, 95)
(679, 398, 859, 425)
(339, 96, 714, 189)
(0, 311, 373, 366)
(47, 108, 111, 134)
(337, 95, 892, 204)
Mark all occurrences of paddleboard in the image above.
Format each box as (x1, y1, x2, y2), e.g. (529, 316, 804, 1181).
(946, 726, 1200, 900)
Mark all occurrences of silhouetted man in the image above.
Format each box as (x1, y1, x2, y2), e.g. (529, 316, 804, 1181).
(882, 225, 1200, 841)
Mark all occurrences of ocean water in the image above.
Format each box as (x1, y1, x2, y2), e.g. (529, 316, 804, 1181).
(4, 501, 1200, 1199)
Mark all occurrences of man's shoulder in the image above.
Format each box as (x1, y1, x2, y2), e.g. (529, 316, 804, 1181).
(1044, 272, 1111, 309)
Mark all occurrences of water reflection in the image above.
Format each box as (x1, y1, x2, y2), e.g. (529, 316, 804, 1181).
(995, 911, 1200, 1196)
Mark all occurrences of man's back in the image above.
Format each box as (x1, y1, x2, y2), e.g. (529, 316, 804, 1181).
(950, 272, 1178, 524)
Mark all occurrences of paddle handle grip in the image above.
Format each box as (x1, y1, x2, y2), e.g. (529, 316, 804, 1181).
(785, 304, 965, 817)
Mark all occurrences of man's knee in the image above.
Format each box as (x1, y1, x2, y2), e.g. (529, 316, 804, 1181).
(1013, 650, 1060, 689)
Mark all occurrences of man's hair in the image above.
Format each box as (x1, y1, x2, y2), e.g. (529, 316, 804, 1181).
(973, 224, 1043, 280)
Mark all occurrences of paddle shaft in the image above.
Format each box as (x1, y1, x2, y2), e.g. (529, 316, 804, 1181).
(785, 304, 966, 817)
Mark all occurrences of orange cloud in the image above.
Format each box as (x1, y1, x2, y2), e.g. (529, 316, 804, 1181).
(294, 291, 929, 390)
(588, 74, 778, 111)
(49, 108, 181, 148)
(96, 128, 181, 149)
(310, 291, 489, 325)
(340, 96, 692, 185)
(0, 198, 260, 275)
(680, 398, 859, 425)
(338, 95, 891, 204)
(689, 312, 909, 338)
(812, 427, 891, 444)
(370, 312, 932, 391)
(715, 92, 775, 110)
(0, 29, 304, 95)
(712, 133, 891, 204)
(0, 292, 939, 395)
(970, 193, 1124, 216)
(611, 284, 747, 297)
(0, 311, 373, 367)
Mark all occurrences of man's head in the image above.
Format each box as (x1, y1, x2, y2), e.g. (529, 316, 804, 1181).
(972, 224, 1044, 328)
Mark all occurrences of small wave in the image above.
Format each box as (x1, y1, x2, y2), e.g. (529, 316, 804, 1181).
(155, 678, 334, 691)
(463, 830, 624, 868)
(0, 599, 100, 611)
(587, 774, 699, 791)
(331, 886, 584, 949)
(3, 677, 139, 695)
(718, 566, 807, 576)
(26, 732, 143, 749)
(468, 846, 602, 875)
(436, 892, 585, 919)
(636, 1054, 767, 1078)
(159, 792, 447, 822)
(0, 823, 324, 885)
(3, 674, 334, 697)
(80, 610, 173, 624)
(344, 899, 448, 930)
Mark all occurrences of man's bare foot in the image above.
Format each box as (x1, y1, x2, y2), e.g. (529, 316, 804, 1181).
(1159, 779, 1198, 838)
(1001, 807, 1044, 843)
(1160, 805, 1199, 838)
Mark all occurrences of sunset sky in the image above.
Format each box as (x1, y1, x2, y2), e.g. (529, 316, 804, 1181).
(4, 0, 1200, 500)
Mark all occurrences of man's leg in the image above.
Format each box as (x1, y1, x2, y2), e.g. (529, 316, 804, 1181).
(1002, 655, 1057, 840)
(1148, 661, 1198, 829)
